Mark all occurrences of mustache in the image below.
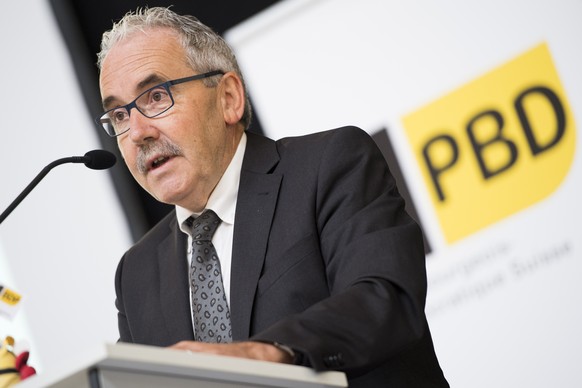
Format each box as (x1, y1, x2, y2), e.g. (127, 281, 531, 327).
(136, 140, 183, 174)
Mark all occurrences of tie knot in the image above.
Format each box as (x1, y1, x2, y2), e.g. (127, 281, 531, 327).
(190, 210, 221, 241)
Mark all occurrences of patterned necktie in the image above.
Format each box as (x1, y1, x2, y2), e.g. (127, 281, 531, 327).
(189, 210, 232, 343)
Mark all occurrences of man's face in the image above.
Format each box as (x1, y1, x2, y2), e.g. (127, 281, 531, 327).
(99, 28, 242, 212)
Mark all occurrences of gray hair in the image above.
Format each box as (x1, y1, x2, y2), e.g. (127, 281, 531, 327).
(97, 6, 252, 129)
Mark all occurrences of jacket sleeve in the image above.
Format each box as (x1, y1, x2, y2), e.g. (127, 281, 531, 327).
(114, 254, 132, 343)
(250, 127, 428, 376)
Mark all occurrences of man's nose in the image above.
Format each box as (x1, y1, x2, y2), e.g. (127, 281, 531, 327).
(127, 111, 160, 144)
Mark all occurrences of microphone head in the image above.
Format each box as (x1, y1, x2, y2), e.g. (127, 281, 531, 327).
(83, 150, 117, 170)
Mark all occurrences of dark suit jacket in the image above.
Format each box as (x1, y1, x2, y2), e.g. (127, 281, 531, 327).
(115, 126, 449, 387)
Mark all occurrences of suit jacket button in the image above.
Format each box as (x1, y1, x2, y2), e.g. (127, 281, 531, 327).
(323, 353, 344, 368)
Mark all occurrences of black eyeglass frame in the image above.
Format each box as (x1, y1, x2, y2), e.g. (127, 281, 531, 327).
(96, 70, 224, 137)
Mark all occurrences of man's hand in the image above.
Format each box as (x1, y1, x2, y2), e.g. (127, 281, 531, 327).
(169, 341, 294, 364)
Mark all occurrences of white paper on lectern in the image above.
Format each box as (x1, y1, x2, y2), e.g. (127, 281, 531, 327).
(16, 342, 347, 388)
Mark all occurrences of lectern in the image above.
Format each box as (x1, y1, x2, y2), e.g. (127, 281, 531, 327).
(16, 343, 347, 388)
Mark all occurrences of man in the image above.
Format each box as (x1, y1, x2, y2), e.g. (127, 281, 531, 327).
(96, 6, 448, 387)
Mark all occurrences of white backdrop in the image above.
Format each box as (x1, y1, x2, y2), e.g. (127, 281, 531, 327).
(226, 1, 582, 387)
(1, 1, 580, 387)
(0, 0, 131, 371)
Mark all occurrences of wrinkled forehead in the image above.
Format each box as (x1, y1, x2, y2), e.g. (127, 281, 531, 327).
(98, 29, 191, 107)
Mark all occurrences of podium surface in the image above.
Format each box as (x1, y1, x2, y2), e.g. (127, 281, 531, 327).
(17, 343, 347, 388)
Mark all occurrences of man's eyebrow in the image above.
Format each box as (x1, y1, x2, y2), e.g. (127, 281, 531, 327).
(136, 74, 166, 92)
(101, 74, 167, 110)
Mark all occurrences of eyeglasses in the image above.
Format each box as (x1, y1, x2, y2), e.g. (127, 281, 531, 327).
(96, 70, 224, 137)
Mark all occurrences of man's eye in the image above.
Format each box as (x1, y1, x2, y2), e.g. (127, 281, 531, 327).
(149, 88, 169, 103)
(112, 110, 128, 123)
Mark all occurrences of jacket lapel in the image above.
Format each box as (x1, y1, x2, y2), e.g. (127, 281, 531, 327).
(230, 132, 281, 340)
(158, 219, 195, 343)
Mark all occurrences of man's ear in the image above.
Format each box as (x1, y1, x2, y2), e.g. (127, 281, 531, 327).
(219, 72, 245, 125)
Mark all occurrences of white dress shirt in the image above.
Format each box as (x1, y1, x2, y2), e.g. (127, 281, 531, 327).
(175, 133, 247, 316)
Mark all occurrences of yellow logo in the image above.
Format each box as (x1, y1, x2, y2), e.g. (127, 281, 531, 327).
(0, 288, 21, 306)
(402, 43, 575, 244)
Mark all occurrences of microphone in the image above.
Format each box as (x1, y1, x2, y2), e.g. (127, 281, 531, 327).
(0, 150, 117, 225)
(79, 149, 117, 170)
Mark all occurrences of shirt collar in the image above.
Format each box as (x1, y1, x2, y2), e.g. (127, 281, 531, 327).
(176, 132, 247, 235)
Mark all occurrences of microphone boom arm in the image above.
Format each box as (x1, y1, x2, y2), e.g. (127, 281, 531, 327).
(0, 157, 79, 224)
(0, 151, 115, 225)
